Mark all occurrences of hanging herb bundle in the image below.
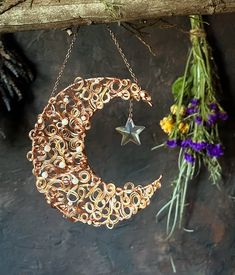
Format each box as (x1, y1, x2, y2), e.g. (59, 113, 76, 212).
(153, 15, 228, 238)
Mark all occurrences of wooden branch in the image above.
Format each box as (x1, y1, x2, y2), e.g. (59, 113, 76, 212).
(1, 0, 235, 32)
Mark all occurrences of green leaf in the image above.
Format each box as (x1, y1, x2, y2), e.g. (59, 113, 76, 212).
(172, 74, 193, 101)
(172, 77, 185, 100)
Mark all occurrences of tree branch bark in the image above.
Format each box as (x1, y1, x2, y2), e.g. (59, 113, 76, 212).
(1, 0, 235, 33)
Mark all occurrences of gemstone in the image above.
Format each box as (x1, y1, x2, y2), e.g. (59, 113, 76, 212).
(76, 146, 82, 153)
(38, 118, 43, 124)
(62, 118, 68, 125)
(42, 171, 48, 178)
(44, 145, 51, 152)
(59, 162, 66, 168)
(72, 177, 79, 184)
(64, 97, 69, 103)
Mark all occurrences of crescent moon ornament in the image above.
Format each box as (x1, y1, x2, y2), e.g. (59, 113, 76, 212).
(27, 77, 162, 228)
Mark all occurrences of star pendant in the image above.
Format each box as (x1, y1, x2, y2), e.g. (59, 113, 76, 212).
(116, 117, 145, 146)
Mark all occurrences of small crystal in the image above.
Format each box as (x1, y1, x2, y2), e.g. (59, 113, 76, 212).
(42, 171, 48, 178)
(44, 145, 51, 152)
(38, 118, 43, 124)
(72, 177, 79, 184)
(76, 146, 82, 153)
(59, 162, 66, 168)
(62, 118, 68, 125)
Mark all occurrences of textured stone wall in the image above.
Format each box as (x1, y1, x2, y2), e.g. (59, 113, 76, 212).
(0, 14, 235, 275)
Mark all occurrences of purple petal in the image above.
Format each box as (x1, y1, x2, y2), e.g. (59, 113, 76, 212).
(195, 116, 202, 125)
(184, 153, 195, 163)
(186, 106, 198, 115)
(180, 139, 192, 148)
(190, 98, 200, 106)
(219, 112, 228, 121)
(207, 113, 218, 125)
(191, 141, 208, 151)
(166, 139, 178, 148)
(207, 143, 224, 158)
(209, 103, 219, 111)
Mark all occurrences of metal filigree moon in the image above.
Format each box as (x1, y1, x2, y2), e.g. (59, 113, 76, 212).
(27, 77, 161, 229)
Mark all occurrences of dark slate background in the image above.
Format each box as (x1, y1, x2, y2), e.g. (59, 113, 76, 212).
(0, 14, 235, 275)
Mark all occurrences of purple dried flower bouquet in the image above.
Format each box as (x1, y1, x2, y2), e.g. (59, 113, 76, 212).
(153, 15, 228, 238)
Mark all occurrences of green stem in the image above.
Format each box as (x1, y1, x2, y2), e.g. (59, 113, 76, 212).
(166, 160, 187, 235)
(175, 49, 193, 122)
(179, 162, 192, 227)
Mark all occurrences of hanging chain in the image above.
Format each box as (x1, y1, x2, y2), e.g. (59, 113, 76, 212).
(128, 97, 133, 119)
(107, 26, 139, 84)
(50, 29, 79, 97)
(107, 25, 140, 119)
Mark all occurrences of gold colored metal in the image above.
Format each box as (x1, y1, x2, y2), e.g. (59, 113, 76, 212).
(27, 77, 161, 228)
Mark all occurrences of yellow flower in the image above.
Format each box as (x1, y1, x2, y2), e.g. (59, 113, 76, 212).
(179, 106, 186, 116)
(178, 122, 189, 134)
(160, 116, 174, 135)
(170, 104, 186, 116)
(170, 105, 178, 115)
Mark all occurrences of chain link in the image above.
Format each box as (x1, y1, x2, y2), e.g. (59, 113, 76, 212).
(107, 25, 139, 84)
(107, 25, 139, 119)
(128, 97, 133, 119)
(50, 29, 79, 97)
